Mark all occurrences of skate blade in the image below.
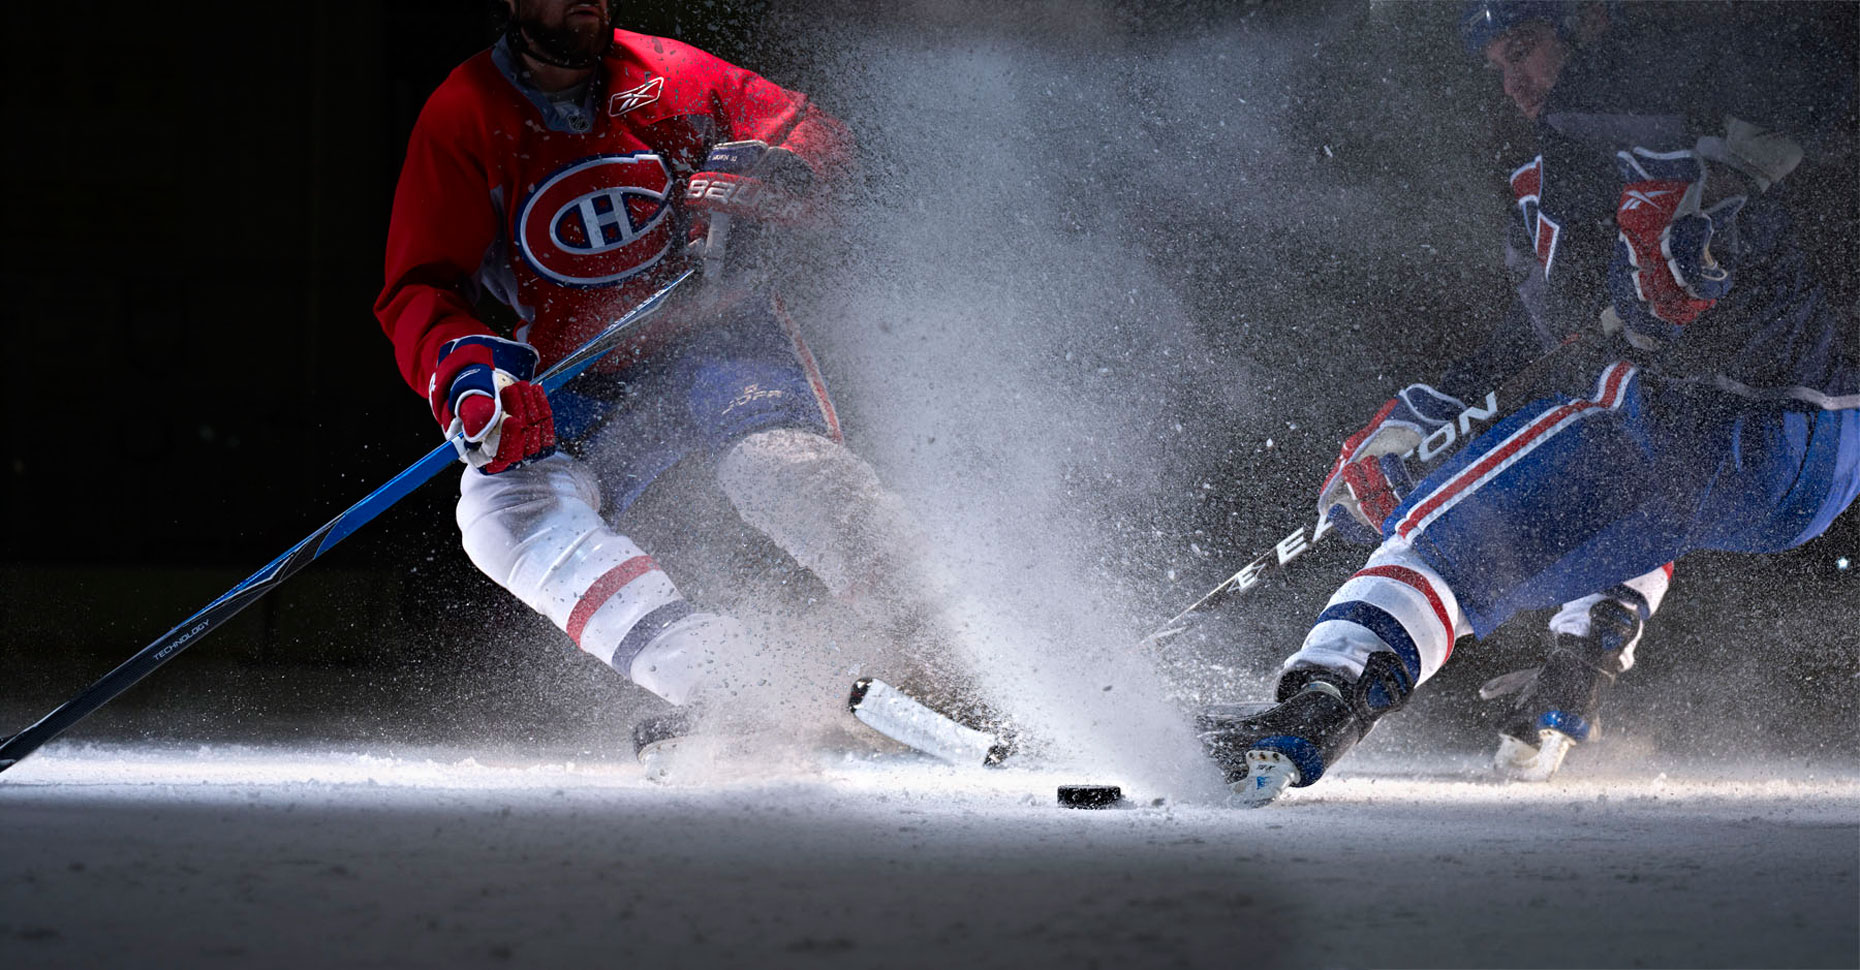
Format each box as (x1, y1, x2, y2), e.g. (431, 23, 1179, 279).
(637, 734, 696, 784)
(1478, 666, 1540, 701)
(1493, 729, 1575, 783)
(638, 733, 764, 785)
(1228, 749, 1300, 809)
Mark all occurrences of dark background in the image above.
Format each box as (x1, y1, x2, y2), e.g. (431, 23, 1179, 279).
(1, 1, 1853, 759)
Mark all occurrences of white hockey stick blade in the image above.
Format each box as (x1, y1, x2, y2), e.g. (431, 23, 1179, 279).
(847, 679, 1010, 767)
(1478, 666, 1541, 701)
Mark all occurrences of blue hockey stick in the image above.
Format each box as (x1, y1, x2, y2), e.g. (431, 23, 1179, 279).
(0, 268, 697, 774)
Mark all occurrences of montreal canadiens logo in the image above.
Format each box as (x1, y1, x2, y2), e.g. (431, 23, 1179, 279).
(517, 153, 673, 288)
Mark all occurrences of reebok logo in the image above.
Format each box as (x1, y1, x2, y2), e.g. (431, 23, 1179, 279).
(1621, 188, 1673, 211)
(609, 77, 664, 116)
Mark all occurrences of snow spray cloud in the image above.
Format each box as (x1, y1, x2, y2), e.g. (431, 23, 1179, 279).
(699, 1, 1859, 778)
(757, 1, 1462, 800)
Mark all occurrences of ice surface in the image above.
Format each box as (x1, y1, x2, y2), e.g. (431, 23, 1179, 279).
(5, 6, 1853, 970)
(2, 743, 1854, 969)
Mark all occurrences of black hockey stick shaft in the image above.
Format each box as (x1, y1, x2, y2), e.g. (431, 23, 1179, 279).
(0, 269, 697, 774)
(1140, 336, 1599, 650)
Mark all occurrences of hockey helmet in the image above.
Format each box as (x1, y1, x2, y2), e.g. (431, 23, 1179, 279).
(1459, 1, 1580, 55)
(491, 0, 622, 70)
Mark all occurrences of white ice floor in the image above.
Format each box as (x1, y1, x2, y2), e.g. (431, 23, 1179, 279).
(2, 742, 1855, 969)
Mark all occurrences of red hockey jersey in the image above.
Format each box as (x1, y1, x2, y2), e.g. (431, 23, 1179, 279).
(376, 29, 851, 397)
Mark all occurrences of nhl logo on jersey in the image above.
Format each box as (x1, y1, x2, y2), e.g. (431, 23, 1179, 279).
(517, 152, 673, 287)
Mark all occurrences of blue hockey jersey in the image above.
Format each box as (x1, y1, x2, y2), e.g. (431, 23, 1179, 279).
(1441, 6, 1856, 411)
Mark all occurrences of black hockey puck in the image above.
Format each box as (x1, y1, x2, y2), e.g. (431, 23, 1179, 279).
(1057, 784, 1123, 809)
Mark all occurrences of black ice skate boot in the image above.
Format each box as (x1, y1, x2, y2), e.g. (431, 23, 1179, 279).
(1197, 650, 1415, 808)
(1487, 598, 1639, 782)
(632, 707, 698, 764)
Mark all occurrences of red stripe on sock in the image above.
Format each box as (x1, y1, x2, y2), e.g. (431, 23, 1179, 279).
(566, 556, 661, 647)
(1355, 564, 1456, 663)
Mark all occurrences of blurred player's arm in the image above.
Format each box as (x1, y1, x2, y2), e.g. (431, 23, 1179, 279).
(1321, 215, 1553, 539)
(694, 47, 856, 215)
(375, 94, 504, 398)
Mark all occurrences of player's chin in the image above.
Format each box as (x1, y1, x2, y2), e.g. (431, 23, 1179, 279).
(563, 5, 607, 30)
(568, 23, 610, 53)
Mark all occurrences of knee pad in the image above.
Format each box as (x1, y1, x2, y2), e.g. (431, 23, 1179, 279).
(455, 454, 606, 587)
(715, 428, 926, 599)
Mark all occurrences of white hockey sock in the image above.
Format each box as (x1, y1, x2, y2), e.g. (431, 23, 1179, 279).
(627, 612, 751, 706)
(456, 453, 690, 673)
(714, 428, 928, 602)
(1287, 542, 1471, 686)
(1545, 563, 1672, 670)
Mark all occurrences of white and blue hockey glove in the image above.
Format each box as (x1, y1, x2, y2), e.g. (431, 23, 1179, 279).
(1318, 384, 1465, 544)
(1607, 147, 1744, 336)
(427, 334, 555, 475)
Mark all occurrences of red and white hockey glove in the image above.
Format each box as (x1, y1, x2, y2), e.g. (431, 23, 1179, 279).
(428, 335, 556, 475)
(1607, 147, 1743, 334)
(1318, 384, 1464, 544)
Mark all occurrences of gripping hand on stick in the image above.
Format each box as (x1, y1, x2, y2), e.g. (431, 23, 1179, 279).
(1317, 384, 1465, 544)
(428, 334, 556, 475)
(685, 140, 816, 230)
(684, 139, 818, 283)
(1608, 147, 1743, 333)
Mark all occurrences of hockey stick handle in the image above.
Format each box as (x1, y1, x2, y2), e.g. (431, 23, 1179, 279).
(1139, 335, 1600, 651)
(0, 269, 696, 774)
(703, 213, 732, 285)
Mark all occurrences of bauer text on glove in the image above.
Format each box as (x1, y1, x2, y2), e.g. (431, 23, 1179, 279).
(685, 140, 817, 228)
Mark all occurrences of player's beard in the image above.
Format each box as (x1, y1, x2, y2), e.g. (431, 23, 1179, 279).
(511, 1, 611, 70)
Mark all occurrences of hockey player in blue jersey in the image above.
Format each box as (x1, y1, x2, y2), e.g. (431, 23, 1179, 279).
(1201, 1, 1859, 806)
(1319, 1, 1679, 783)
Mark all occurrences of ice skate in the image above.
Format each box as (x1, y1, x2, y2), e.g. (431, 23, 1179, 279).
(630, 708, 700, 781)
(1197, 651, 1413, 808)
(1483, 599, 1639, 782)
(1491, 725, 1577, 783)
(629, 690, 818, 783)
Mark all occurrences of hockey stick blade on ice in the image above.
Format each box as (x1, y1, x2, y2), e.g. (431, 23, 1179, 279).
(848, 678, 1013, 767)
(1140, 335, 1601, 652)
(0, 269, 698, 776)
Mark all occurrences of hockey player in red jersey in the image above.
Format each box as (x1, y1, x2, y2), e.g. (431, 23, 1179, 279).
(377, 1, 990, 758)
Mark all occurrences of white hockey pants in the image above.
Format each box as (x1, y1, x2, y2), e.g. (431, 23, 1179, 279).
(455, 428, 934, 705)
